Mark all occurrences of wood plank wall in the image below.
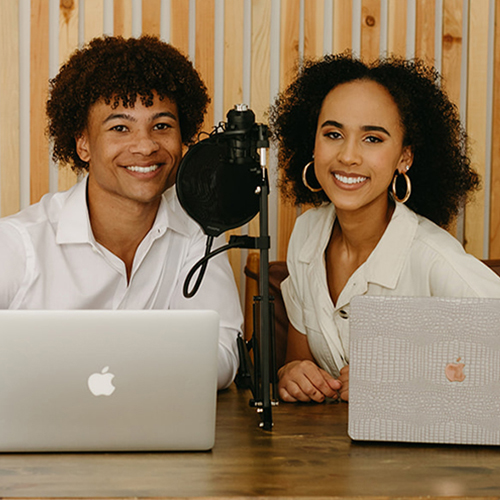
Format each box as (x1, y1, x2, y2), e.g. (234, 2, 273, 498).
(1, 0, 499, 295)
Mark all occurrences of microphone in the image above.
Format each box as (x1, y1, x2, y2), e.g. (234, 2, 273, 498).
(176, 105, 276, 430)
(176, 104, 267, 238)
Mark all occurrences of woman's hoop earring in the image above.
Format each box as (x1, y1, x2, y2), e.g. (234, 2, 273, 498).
(302, 161, 323, 192)
(391, 170, 412, 204)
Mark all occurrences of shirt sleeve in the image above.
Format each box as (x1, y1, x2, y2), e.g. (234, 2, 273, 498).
(0, 222, 28, 308)
(170, 231, 243, 390)
(428, 252, 500, 298)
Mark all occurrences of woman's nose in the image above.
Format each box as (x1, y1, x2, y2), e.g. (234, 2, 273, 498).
(337, 138, 361, 166)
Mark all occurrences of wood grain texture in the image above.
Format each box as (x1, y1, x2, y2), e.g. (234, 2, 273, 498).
(113, 0, 133, 38)
(170, 0, 189, 56)
(84, 0, 104, 42)
(250, 0, 271, 123)
(195, 0, 215, 133)
(415, 0, 436, 64)
(464, 0, 489, 258)
(304, 0, 324, 59)
(490, 0, 500, 258)
(277, 0, 301, 261)
(30, 0, 50, 205)
(387, 0, 407, 57)
(1, 386, 500, 496)
(0, 0, 20, 216)
(142, 0, 161, 37)
(249, 0, 271, 244)
(441, 0, 463, 110)
(223, 0, 245, 291)
(58, 0, 79, 192)
(333, 0, 352, 54)
(361, 0, 381, 62)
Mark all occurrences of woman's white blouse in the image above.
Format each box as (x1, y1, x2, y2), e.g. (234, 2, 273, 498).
(281, 202, 500, 377)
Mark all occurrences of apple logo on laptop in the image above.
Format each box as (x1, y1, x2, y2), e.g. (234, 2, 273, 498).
(87, 366, 116, 396)
(445, 357, 466, 382)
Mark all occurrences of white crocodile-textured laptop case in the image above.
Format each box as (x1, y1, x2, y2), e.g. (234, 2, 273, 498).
(348, 296, 500, 445)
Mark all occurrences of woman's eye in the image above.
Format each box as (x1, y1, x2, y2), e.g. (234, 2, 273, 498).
(326, 131, 342, 139)
(365, 135, 383, 143)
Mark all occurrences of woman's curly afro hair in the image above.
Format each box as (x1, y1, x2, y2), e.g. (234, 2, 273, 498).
(46, 35, 210, 173)
(269, 53, 480, 228)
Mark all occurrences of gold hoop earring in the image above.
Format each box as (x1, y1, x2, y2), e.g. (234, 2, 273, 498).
(391, 170, 412, 204)
(302, 161, 322, 192)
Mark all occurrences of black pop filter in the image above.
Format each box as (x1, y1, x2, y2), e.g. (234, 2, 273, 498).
(176, 106, 263, 237)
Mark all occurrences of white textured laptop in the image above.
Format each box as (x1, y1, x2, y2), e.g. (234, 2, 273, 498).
(348, 296, 500, 446)
(0, 309, 219, 452)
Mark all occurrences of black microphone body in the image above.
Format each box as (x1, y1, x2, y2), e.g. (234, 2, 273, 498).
(176, 105, 268, 237)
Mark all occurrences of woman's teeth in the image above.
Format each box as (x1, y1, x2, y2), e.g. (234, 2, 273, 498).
(126, 165, 160, 173)
(334, 173, 367, 185)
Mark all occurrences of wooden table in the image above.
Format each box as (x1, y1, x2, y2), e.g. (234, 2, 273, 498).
(1, 384, 500, 498)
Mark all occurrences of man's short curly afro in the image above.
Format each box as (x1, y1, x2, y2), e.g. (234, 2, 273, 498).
(269, 53, 479, 228)
(47, 35, 210, 173)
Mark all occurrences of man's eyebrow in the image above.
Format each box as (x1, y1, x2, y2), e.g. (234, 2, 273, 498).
(102, 111, 178, 124)
(320, 120, 391, 136)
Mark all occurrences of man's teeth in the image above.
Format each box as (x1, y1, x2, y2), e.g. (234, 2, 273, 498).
(334, 173, 367, 185)
(126, 165, 160, 173)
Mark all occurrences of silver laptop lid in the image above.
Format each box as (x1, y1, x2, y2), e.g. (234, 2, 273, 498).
(0, 309, 219, 452)
(348, 296, 500, 445)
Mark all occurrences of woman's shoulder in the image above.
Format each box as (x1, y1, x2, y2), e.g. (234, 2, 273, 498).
(409, 211, 500, 295)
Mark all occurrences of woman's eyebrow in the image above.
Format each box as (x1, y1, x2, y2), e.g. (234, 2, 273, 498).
(320, 120, 391, 137)
(362, 125, 391, 136)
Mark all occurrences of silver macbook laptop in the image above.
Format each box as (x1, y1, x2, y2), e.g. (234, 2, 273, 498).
(348, 296, 500, 446)
(0, 309, 220, 452)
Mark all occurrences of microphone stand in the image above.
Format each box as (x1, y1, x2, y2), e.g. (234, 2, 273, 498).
(178, 106, 278, 430)
(234, 139, 278, 431)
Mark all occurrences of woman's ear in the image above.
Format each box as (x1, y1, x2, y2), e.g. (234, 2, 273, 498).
(75, 132, 90, 163)
(398, 146, 414, 174)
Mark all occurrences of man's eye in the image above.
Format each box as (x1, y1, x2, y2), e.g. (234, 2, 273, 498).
(111, 125, 128, 132)
(154, 123, 172, 131)
(365, 135, 382, 143)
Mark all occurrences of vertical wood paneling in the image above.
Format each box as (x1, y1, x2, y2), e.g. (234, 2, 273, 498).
(0, 0, 21, 216)
(361, 0, 381, 61)
(441, 0, 463, 109)
(277, 0, 301, 261)
(58, 0, 80, 192)
(387, 0, 407, 57)
(464, 0, 489, 258)
(333, 0, 352, 53)
(142, 0, 161, 36)
(490, 0, 500, 258)
(251, 0, 271, 122)
(195, 0, 215, 132)
(30, 0, 50, 205)
(113, 0, 133, 38)
(85, 0, 104, 41)
(249, 0, 271, 264)
(170, 0, 190, 56)
(415, 0, 435, 64)
(304, 0, 324, 59)
(224, 0, 245, 293)
(2, 1, 500, 264)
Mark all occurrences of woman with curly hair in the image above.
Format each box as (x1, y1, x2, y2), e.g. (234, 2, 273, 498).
(0, 36, 242, 390)
(270, 53, 500, 403)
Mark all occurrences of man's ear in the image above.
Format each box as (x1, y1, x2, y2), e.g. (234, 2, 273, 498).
(75, 132, 90, 163)
(398, 146, 414, 174)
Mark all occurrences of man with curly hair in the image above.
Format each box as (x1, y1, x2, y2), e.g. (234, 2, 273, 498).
(0, 36, 242, 390)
